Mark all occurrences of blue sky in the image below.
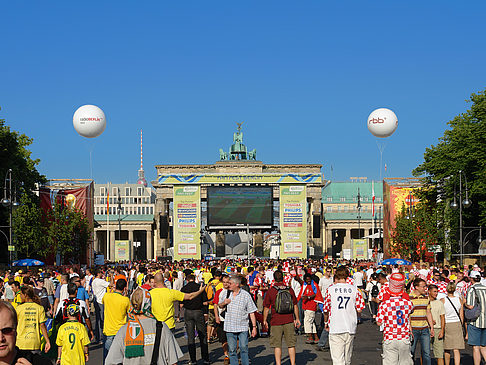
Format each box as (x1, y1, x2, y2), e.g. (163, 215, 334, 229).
(1, 1, 485, 184)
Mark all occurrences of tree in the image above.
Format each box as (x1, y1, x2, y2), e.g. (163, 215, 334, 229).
(12, 194, 49, 258)
(0, 108, 46, 262)
(390, 199, 445, 260)
(45, 202, 90, 264)
(413, 89, 486, 254)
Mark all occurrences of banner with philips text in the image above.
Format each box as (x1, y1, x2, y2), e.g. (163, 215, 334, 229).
(279, 185, 307, 259)
(173, 185, 201, 260)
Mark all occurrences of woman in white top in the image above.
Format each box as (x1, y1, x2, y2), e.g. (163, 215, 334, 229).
(440, 282, 465, 365)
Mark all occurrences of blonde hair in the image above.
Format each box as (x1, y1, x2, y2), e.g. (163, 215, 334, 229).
(130, 288, 144, 312)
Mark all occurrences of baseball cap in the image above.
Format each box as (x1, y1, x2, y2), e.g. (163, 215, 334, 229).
(470, 271, 481, 279)
(66, 304, 80, 317)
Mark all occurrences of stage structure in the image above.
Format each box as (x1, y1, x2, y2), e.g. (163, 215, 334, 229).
(152, 124, 325, 260)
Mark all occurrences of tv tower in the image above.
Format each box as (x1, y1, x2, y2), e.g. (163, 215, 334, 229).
(137, 129, 147, 187)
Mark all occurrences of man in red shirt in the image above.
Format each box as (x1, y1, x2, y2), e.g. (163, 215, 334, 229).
(263, 270, 300, 365)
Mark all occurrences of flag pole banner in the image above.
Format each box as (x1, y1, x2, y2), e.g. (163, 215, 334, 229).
(173, 185, 201, 260)
(279, 185, 307, 259)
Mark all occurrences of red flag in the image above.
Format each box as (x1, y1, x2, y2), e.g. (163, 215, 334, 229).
(107, 190, 110, 214)
(372, 181, 375, 217)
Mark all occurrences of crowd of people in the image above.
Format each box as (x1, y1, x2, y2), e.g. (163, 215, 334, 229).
(0, 258, 485, 365)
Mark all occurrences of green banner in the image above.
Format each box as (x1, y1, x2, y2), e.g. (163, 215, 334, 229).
(351, 239, 368, 260)
(279, 185, 307, 259)
(114, 240, 130, 262)
(173, 185, 201, 260)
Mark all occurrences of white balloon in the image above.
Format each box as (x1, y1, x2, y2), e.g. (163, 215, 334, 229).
(73, 105, 106, 138)
(367, 108, 398, 138)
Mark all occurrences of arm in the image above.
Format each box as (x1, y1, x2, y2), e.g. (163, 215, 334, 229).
(84, 345, 89, 362)
(439, 314, 445, 339)
(83, 308, 95, 341)
(426, 307, 435, 337)
(57, 346, 62, 364)
(214, 304, 221, 324)
(293, 303, 301, 328)
(183, 285, 206, 301)
(249, 312, 257, 337)
(262, 306, 270, 329)
(40, 323, 51, 353)
(53, 297, 60, 315)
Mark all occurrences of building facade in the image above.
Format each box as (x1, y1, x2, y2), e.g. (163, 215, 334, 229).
(93, 183, 156, 261)
(322, 178, 383, 259)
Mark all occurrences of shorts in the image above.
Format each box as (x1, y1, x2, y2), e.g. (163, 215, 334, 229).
(431, 328, 444, 358)
(216, 322, 227, 344)
(269, 322, 296, 348)
(208, 310, 216, 326)
(467, 324, 486, 347)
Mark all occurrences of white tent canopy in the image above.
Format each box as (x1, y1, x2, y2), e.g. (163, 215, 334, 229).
(362, 232, 382, 239)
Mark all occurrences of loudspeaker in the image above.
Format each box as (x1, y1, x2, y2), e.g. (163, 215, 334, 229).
(159, 216, 169, 238)
(313, 215, 321, 238)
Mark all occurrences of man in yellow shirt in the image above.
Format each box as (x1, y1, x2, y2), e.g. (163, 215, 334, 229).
(10, 282, 22, 309)
(150, 272, 206, 331)
(206, 270, 223, 343)
(102, 278, 130, 360)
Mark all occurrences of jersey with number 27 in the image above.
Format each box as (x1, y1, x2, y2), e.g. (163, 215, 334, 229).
(376, 297, 413, 341)
(323, 283, 365, 335)
(56, 320, 90, 365)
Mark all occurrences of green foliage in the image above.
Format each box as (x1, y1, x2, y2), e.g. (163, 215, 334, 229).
(413, 89, 486, 235)
(12, 194, 48, 258)
(45, 202, 90, 264)
(0, 108, 46, 263)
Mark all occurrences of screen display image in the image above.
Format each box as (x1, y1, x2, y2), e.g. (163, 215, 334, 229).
(207, 187, 273, 226)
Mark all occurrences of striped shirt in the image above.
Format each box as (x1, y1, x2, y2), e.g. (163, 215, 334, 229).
(466, 283, 486, 329)
(409, 293, 430, 330)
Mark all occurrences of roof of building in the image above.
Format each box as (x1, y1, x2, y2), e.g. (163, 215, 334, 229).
(322, 181, 383, 202)
(94, 214, 155, 222)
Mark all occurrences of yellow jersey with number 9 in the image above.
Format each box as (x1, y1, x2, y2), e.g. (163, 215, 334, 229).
(56, 321, 90, 365)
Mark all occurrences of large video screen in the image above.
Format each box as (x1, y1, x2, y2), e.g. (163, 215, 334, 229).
(207, 187, 273, 227)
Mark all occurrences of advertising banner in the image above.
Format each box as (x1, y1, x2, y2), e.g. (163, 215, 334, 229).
(114, 240, 130, 261)
(158, 173, 322, 185)
(173, 185, 201, 260)
(351, 239, 368, 260)
(383, 182, 420, 258)
(39, 182, 94, 265)
(279, 185, 307, 259)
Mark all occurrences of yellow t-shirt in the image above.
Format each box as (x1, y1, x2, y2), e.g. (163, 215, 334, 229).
(12, 291, 22, 309)
(206, 280, 224, 310)
(102, 292, 130, 336)
(202, 272, 213, 284)
(16, 302, 46, 350)
(56, 321, 90, 365)
(136, 273, 144, 287)
(150, 288, 185, 329)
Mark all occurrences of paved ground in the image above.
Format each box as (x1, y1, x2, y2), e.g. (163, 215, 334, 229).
(87, 308, 475, 364)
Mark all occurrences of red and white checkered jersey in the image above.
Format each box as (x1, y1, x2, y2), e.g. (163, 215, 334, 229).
(427, 279, 448, 295)
(323, 283, 365, 335)
(346, 277, 355, 286)
(376, 296, 414, 341)
(456, 280, 471, 298)
(377, 282, 390, 302)
(283, 274, 292, 286)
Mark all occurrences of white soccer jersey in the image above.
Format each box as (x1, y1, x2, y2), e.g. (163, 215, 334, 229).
(323, 283, 365, 335)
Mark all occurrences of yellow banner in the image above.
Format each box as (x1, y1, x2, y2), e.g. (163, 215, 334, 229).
(173, 185, 201, 261)
(158, 173, 322, 185)
(279, 185, 307, 259)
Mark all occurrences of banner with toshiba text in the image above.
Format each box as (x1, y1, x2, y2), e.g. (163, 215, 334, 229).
(279, 185, 307, 259)
(173, 185, 201, 260)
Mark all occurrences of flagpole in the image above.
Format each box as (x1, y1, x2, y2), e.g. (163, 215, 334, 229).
(107, 182, 110, 261)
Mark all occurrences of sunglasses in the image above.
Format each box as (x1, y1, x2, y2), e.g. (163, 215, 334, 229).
(0, 327, 15, 336)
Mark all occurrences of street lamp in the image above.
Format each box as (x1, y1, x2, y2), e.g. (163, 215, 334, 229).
(2, 169, 19, 266)
(117, 190, 122, 240)
(450, 170, 471, 266)
(356, 188, 362, 239)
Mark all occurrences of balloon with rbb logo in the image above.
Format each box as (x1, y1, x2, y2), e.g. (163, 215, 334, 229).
(367, 108, 398, 138)
(73, 105, 106, 138)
